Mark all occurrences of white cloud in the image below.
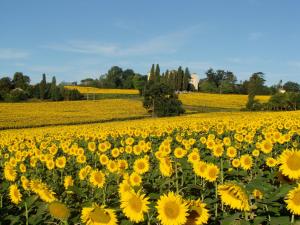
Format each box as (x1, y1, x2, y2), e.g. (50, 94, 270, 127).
(248, 32, 263, 41)
(0, 48, 29, 60)
(42, 25, 203, 57)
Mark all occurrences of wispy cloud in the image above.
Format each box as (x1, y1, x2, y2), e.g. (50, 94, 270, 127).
(248, 32, 263, 41)
(0, 48, 30, 60)
(28, 65, 71, 74)
(42, 25, 202, 57)
(287, 61, 300, 68)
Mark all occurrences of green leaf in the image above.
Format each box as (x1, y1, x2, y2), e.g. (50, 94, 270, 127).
(270, 216, 290, 225)
(253, 216, 266, 225)
(221, 213, 241, 225)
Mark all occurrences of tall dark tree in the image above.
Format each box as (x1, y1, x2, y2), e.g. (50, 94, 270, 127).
(12, 72, 30, 90)
(148, 64, 156, 82)
(0, 77, 13, 99)
(246, 72, 265, 110)
(143, 82, 185, 117)
(40, 74, 47, 100)
(50, 76, 60, 100)
(183, 67, 191, 91)
(176, 67, 184, 91)
(155, 64, 160, 82)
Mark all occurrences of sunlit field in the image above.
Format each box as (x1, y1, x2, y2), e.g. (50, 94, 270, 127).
(179, 93, 270, 109)
(1, 111, 300, 224)
(64, 86, 139, 95)
(0, 99, 147, 129)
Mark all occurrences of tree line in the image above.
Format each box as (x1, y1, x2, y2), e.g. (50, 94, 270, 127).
(0, 72, 83, 102)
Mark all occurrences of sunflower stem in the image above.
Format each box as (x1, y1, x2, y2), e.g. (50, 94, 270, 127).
(291, 214, 294, 224)
(25, 202, 29, 225)
(220, 158, 224, 184)
(215, 182, 218, 220)
(175, 161, 179, 194)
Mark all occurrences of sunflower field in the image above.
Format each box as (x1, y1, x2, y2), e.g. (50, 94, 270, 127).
(1, 111, 300, 225)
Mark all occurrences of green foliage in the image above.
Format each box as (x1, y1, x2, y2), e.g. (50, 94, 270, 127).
(39, 74, 47, 100)
(61, 88, 83, 101)
(0, 77, 13, 100)
(4, 88, 28, 102)
(143, 82, 185, 117)
(198, 80, 218, 93)
(283, 81, 300, 92)
(12, 72, 30, 91)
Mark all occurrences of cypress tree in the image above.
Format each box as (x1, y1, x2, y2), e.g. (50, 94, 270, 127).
(155, 64, 160, 82)
(177, 66, 184, 91)
(40, 74, 47, 100)
(149, 64, 155, 82)
(50, 76, 57, 100)
(183, 67, 191, 91)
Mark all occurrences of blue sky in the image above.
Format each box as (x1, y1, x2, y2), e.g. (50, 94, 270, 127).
(0, 0, 300, 84)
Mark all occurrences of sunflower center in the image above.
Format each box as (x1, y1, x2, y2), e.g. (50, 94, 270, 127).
(208, 169, 217, 178)
(138, 162, 145, 170)
(90, 207, 111, 223)
(292, 191, 300, 205)
(185, 209, 199, 225)
(129, 195, 143, 212)
(164, 201, 179, 219)
(94, 174, 103, 183)
(287, 154, 300, 170)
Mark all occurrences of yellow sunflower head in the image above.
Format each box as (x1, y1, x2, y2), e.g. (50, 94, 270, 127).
(81, 204, 118, 225)
(156, 192, 188, 225)
(186, 199, 210, 225)
(279, 149, 300, 180)
(48, 201, 70, 221)
(218, 182, 250, 211)
(285, 184, 300, 215)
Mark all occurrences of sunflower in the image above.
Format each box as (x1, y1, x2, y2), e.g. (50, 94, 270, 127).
(118, 179, 132, 198)
(260, 139, 273, 154)
(9, 184, 22, 204)
(252, 149, 260, 157)
(285, 184, 300, 215)
(240, 154, 253, 170)
(159, 157, 173, 177)
(193, 161, 207, 178)
(111, 148, 120, 158)
(4, 164, 17, 181)
(120, 190, 150, 223)
(107, 160, 118, 173)
(90, 170, 106, 188)
(55, 156, 66, 169)
(252, 189, 263, 200)
(266, 157, 277, 167)
(218, 183, 250, 211)
(129, 172, 142, 186)
(21, 176, 30, 190)
(232, 159, 240, 168)
(226, 147, 237, 158)
(99, 154, 109, 165)
(46, 160, 55, 170)
(174, 147, 187, 159)
(48, 201, 70, 220)
(38, 187, 57, 203)
(188, 150, 200, 164)
(185, 199, 209, 225)
(81, 204, 118, 225)
(156, 192, 188, 225)
(88, 142, 96, 152)
(204, 163, 219, 182)
(212, 144, 224, 158)
(64, 175, 74, 189)
(279, 149, 300, 180)
(133, 157, 150, 174)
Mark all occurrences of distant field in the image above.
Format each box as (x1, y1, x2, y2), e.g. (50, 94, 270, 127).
(64, 86, 139, 94)
(0, 99, 147, 129)
(179, 92, 270, 110)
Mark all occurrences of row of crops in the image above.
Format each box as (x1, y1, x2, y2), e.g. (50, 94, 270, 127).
(1, 111, 300, 224)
